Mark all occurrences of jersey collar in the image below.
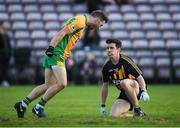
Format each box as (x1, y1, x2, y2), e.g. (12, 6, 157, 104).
(84, 14, 88, 26)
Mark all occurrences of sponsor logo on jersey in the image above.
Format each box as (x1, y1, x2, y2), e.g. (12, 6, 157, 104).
(71, 25, 76, 30)
(112, 80, 121, 85)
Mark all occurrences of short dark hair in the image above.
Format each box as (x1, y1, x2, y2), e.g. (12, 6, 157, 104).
(90, 10, 108, 23)
(106, 39, 122, 48)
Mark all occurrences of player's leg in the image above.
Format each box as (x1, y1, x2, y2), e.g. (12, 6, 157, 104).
(32, 67, 57, 117)
(42, 66, 67, 101)
(27, 68, 56, 101)
(14, 68, 54, 118)
(120, 79, 139, 109)
(32, 66, 67, 117)
(110, 99, 132, 117)
(130, 80, 146, 116)
(120, 79, 146, 116)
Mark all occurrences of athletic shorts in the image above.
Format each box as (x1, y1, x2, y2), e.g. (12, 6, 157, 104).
(117, 88, 141, 111)
(43, 54, 65, 68)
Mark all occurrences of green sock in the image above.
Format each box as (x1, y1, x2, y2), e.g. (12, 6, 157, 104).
(21, 97, 31, 108)
(22, 97, 31, 106)
(38, 98, 47, 107)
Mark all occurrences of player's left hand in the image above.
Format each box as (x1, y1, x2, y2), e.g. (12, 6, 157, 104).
(45, 46, 54, 57)
(140, 90, 150, 102)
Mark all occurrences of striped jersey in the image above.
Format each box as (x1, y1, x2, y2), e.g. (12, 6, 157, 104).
(53, 15, 88, 60)
(102, 54, 142, 85)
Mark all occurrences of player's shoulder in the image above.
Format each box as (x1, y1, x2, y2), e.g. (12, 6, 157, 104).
(121, 54, 133, 61)
(102, 58, 111, 69)
(75, 15, 85, 20)
(71, 15, 86, 26)
(76, 15, 87, 26)
(121, 54, 134, 63)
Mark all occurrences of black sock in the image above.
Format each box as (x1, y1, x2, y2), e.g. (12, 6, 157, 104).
(134, 107, 141, 112)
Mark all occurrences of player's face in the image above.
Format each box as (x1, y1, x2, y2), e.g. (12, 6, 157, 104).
(89, 18, 105, 30)
(106, 43, 120, 58)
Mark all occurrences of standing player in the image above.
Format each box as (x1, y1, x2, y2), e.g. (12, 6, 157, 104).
(14, 10, 108, 118)
(0, 20, 11, 86)
(100, 39, 150, 117)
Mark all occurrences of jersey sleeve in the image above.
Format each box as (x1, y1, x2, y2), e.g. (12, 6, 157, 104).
(67, 18, 85, 33)
(123, 56, 142, 78)
(102, 65, 109, 82)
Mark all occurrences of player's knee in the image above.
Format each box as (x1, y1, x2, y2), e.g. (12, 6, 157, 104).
(61, 83, 67, 89)
(110, 111, 118, 117)
(44, 85, 49, 91)
(120, 79, 131, 89)
(57, 81, 67, 89)
(133, 81, 139, 89)
(133, 81, 139, 94)
(110, 110, 123, 117)
(43, 83, 49, 90)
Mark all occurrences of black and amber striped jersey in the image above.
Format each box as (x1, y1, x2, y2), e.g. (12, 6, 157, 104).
(102, 54, 142, 85)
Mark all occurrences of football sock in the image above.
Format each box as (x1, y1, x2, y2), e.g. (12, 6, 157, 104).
(21, 97, 31, 108)
(134, 107, 141, 112)
(38, 98, 47, 107)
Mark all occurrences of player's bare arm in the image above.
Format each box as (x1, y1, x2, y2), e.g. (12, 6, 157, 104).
(100, 82, 109, 116)
(101, 82, 109, 105)
(136, 75, 147, 91)
(137, 75, 150, 102)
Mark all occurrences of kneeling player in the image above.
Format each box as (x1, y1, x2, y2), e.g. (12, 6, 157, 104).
(100, 39, 150, 117)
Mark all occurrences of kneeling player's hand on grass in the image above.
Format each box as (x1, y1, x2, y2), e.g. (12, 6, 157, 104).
(140, 90, 150, 102)
(45, 46, 54, 57)
(100, 105, 106, 117)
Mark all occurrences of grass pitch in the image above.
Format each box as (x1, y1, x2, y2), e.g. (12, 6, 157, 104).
(0, 84, 180, 127)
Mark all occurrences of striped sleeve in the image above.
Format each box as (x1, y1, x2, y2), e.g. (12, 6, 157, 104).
(102, 59, 110, 82)
(121, 55, 142, 78)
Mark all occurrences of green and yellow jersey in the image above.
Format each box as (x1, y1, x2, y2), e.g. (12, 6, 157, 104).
(43, 15, 88, 68)
(56, 15, 88, 59)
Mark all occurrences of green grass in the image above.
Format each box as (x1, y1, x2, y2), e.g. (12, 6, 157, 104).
(0, 84, 180, 127)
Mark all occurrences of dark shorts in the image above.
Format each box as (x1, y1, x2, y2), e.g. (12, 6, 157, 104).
(117, 88, 141, 111)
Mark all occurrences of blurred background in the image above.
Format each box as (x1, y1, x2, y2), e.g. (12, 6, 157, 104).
(0, 0, 180, 86)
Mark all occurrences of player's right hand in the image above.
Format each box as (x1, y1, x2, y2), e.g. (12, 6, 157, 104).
(45, 46, 54, 57)
(100, 105, 106, 117)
